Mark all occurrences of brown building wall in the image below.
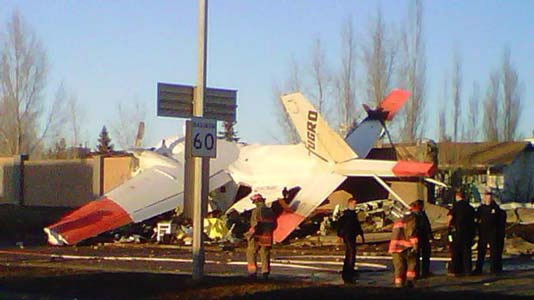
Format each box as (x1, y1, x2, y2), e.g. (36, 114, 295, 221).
(0, 157, 15, 204)
(0, 156, 133, 208)
(103, 156, 133, 193)
(24, 159, 95, 207)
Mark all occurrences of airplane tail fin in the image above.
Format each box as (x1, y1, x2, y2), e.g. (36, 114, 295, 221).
(281, 93, 357, 163)
(345, 89, 410, 157)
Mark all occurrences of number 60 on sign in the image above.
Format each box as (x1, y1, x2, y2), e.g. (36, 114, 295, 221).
(190, 117, 217, 158)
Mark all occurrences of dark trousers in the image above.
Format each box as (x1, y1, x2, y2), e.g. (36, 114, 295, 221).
(475, 235, 503, 273)
(415, 241, 431, 276)
(450, 236, 472, 274)
(342, 236, 356, 280)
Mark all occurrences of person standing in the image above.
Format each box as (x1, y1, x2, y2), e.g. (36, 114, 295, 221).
(413, 199, 432, 278)
(447, 189, 476, 276)
(388, 211, 418, 288)
(246, 193, 275, 279)
(473, 190, 507, 274)
(337, 197, 365, 283)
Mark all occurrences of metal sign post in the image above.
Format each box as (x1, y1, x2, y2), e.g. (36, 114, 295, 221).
(155, 0, 236, 281)
(191, 0, 208, 281)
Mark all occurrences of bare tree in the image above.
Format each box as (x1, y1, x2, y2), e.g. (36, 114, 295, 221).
(363, 7, 397, 106)
(451, 52, 462, 142)
(309, 36, 330, 115)
(483, 71, 500, 142)
(336, 16, 358, 135)
(272, 57, 302, 144)
(0, 11, 65, 156)
(500, 48, 522, 141)
(398, 0, 426, 142)
(465, 81, 480, 141)
(67, 94, 83, 148)
(438, 75, 449, 142)
(54, 83, 86, 149)
(288, 55, 301, 92)
(111, 100, 146, 150)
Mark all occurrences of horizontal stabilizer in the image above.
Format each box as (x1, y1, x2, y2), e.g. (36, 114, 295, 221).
(335, 159, 435, 178)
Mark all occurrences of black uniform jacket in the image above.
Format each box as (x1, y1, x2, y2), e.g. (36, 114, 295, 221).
(476, 201, 506, 238)
(337, 209, 363, 239)
(449, 200, 475, 239)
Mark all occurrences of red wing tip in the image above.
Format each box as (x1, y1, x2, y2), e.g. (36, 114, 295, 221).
(273, 211, 306, 243)
(380, 89, 411, 121)
(44, 197, 132, 245)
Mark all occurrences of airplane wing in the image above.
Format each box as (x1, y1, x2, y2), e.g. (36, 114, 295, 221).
(227, 171, 345, 243)
(44, 140, 240, 246)
(376, 89, 410, 121)
(344, 119, 383, 158)
(44, 165, 184, 245)
(273, 173, 346, 242)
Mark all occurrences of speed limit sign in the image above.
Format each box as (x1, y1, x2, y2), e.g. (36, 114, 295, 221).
(189, 117, 217, 158)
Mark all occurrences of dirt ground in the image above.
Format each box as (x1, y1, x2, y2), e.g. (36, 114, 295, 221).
(0, 244, 532, 300)
(0, 205, 533, 299)
(1, 269, 533, 300)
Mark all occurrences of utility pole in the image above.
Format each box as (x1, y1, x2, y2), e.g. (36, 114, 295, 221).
(157, 0, 235, 279)
(191, 0, 208, 280)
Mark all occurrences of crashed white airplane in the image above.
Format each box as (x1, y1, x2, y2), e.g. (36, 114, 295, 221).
(227, 90, 434, 242)
(44, 89, 435, 245)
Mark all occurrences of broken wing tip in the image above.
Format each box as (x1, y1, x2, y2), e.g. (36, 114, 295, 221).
(43, 227, 67, 246)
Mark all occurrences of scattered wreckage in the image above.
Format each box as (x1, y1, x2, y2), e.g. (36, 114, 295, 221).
(44, 89, 436, 246)
(43, 89, 534, 255)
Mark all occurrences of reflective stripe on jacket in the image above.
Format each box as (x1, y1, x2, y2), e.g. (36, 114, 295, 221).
(250, 203, 275, 246)
(388, 214, 418, 253)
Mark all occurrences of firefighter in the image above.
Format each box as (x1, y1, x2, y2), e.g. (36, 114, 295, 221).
(447, 189, 475, 276)
(413, 199, 432, 278)
(388, 209, 418, 288)
(337, 197, 365, 283)
(473, 190, 507, 274)
(245, 193, 275, 279)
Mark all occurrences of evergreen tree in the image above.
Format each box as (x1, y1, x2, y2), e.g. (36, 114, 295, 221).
(96, 126, 114, 154)
(218, 121, 239, 142)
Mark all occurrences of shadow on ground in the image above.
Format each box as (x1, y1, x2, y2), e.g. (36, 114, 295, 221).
(0, 268, 533, 300)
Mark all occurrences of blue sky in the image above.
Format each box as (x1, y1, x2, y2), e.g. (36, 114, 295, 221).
(0, 0, 532, 148)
